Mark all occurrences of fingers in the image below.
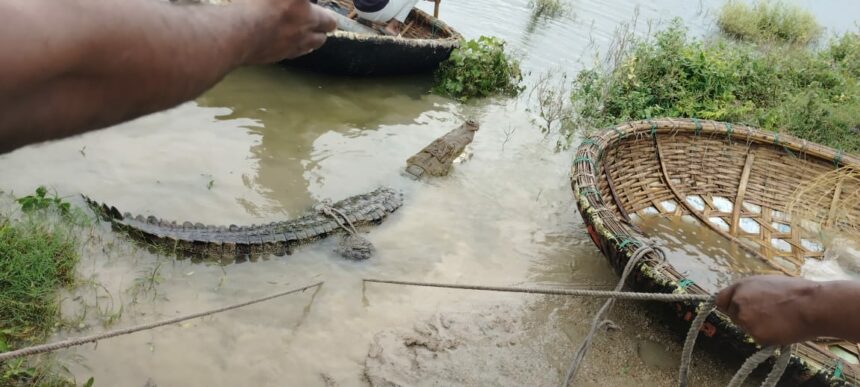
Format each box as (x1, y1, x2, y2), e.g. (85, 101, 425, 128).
(304, 32, 327, 51)
(715, 282, 737, 314)
(311, 5, 337, 33)
(283, 32, 327, 59)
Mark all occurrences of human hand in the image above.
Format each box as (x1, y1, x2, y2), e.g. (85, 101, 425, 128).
(238, 0, 337, 63)
(716, 275, 823, 346)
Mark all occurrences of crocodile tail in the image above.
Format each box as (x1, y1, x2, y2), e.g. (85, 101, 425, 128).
(81, 194, 125, 221)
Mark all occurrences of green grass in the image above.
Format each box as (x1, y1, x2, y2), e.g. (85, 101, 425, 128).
(0, 220, 78, 341)
(0, 191, 85, 386)
(717, 0, 822, 45)
(434, 36, 524, 101)
(566, 20, 860, 152)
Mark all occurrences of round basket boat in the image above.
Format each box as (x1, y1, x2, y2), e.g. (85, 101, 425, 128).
(572, 118, 860, 386)
(283, 0, 462, 76)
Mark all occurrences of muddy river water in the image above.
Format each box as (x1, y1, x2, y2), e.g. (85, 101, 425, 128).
(1, 1, 858, 386)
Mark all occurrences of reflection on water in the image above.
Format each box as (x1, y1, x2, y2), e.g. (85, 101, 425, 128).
(197, 66, 447, 214)
(635, 215, 771, 292)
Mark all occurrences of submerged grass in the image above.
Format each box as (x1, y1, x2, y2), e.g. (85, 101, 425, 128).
(528, 0, 570, 19)
(565, 18, 860, 152)
(717, 0, 821, 45)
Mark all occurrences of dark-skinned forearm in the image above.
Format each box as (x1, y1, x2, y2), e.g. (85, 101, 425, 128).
(808, 281, 860, 343)
(0, 0, 259, 153)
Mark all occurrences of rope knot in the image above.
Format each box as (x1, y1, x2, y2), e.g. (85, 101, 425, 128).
(318, 199, 376, 260)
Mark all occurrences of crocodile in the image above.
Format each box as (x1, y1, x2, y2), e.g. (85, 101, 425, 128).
(84, 187, 402, 262)
(405, 119, 480, 179)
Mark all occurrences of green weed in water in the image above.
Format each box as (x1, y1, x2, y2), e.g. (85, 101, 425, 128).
(434, 36, 524, 101)
(528, 0, 569, 19)
(717, 0, 821, 45)
(529, 70, 575, 150)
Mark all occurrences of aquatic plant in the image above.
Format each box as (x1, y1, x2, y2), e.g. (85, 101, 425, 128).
(717, 0, 821, 45)
(529, 70, 575, 150)
(528, 0, 569, 19)
(566, 20, 860, 152)
(434, 36, 524, 101)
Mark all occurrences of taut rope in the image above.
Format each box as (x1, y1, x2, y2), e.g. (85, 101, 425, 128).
(364, 276, 793, 387)
(363, 278, 711, 302)
(0, 282, 323, 362)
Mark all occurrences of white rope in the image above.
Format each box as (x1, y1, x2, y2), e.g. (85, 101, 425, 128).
(364, 276, 792, 387)
(0, 282, 323, 362)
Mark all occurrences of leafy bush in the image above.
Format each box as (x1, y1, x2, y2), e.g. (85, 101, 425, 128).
(434, 36, 524, 101)
(567, 20, 860, 152)
(826, 31, 860, 78)
(717, 0, 821, 45)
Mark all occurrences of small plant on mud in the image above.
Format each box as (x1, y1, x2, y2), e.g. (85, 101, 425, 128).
(434, 36, 524, 101)
(717, 0, 821, 45)
(16, 186, 71, 216)
(528, 0, 569, 19)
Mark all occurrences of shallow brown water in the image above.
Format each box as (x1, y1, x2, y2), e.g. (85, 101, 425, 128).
(0, 0, 858, 386)
(634, 215, 772, 293)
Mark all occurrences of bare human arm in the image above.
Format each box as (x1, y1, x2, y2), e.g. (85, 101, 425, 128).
(0, 0, 336, 154)
(716, 275, 860, 345)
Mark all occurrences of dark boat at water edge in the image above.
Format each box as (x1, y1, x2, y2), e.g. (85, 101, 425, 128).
(283, 0, 462, 76)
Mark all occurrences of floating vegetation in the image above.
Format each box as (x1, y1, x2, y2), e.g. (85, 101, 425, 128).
(528, 0, 570, 19)
(434, 36, 524, 101)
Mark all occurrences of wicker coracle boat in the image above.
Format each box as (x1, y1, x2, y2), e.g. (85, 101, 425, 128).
(283, 0, 462, 75)
(572, 118, 860, 385)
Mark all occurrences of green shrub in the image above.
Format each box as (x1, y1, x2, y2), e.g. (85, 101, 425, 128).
(434, 36, 524, 101)
(826, 31, 860, 78)
(717, 0, 821, 45)
(567, 20, 860, 152)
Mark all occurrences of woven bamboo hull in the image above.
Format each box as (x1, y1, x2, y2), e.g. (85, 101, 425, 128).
(572, 119, 859, 386)
(282, 1, 461, 76)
